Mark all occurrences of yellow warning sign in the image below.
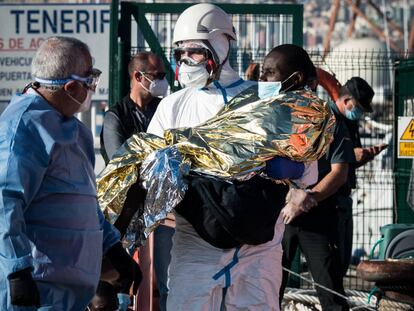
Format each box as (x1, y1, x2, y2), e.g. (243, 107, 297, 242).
(400, 118, 414, 140)
(399, 142, 414, 156)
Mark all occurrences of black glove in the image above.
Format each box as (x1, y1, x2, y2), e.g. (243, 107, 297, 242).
(114, 183, 145, 238)
(8, 268, 40, 307)
(106, 242, 142, 294)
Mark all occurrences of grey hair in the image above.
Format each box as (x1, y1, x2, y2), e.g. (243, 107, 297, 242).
(31, 36, 90, 82)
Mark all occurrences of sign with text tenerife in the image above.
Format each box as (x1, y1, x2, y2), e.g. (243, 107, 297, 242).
(0, 3, 110, 101)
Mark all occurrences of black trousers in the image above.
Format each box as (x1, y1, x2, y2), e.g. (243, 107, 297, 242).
(336, 195, 353, 278)
(280, 212, 349, 311)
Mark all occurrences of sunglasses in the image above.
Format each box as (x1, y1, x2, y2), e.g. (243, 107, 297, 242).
(139, 71, 166, 80)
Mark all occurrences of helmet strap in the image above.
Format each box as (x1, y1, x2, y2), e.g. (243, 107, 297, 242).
(202, 40, 220, 66)
(206, 59, 216, 74)
(174, 64, 179, 86)
(216, 46, 231, 80)
(202, 40, 221, 82)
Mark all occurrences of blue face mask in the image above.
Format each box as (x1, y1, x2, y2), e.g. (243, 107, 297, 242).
(345, 104, 364, 120)
(258, 81, 282, 99)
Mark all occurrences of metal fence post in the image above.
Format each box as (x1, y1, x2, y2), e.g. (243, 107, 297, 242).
(394, 59, 414, 223)
(108, 0, 119, 108)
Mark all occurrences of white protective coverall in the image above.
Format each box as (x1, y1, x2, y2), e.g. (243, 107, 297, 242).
(147, 61, 285, 310)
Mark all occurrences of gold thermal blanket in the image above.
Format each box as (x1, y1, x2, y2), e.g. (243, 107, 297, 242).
(97, 88, 335, 245)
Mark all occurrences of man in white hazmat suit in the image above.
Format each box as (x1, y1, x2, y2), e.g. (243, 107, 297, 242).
(147, 4, 317, 310)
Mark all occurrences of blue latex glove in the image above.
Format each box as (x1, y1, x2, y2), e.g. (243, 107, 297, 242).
(265, 157, 305, 180)
(117, 293, 131, 311)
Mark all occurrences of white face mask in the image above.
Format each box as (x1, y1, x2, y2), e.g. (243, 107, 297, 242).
(257, 82, 282, 99)
(140, 75, 168, 97)
(178, 62, 210, 88)
(67, 89, 93, 113)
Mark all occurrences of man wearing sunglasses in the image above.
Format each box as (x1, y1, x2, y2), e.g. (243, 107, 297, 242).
(0, 36, 141, 311)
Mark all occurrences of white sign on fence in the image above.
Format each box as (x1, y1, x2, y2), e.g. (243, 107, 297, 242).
(0, 3, 110, 101)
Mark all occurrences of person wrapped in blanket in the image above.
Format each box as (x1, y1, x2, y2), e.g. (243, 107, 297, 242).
(97, 4, 335, 311)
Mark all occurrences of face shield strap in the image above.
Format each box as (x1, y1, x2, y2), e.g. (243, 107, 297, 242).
(34, 77, 70, 86)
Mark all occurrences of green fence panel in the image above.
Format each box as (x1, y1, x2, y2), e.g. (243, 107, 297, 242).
(109, 0, 120, 107)
(394, 59, 414, 224)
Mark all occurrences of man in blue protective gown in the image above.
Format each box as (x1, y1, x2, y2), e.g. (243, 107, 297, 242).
(0, 36, 141, 311)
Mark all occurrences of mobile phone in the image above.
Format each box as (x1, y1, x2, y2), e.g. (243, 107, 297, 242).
(377, 143, 389, 152)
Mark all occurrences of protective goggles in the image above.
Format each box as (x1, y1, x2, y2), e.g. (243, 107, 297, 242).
(139, 71, 166, 80)
(34, 68, 102, 91)
(173, 47, 210, 65)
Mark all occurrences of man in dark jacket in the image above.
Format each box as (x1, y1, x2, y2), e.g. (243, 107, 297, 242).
(334, 77, 385, 277)
(100, 52, 170, 311)
(100, 52, 167, 163)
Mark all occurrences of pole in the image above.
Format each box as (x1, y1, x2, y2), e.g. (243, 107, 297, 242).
(322, 0, 340, 59)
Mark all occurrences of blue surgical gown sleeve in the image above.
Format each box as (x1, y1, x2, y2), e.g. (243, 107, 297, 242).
(0, 119, 49, 277)
(97, 205, 121, 254)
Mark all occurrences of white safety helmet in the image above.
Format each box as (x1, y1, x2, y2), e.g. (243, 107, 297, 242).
(173, 3, 236, 45)
(173, 3, 236, 83)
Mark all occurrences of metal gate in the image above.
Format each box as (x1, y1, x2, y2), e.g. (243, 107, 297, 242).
(108, 1, 303, 107)
(394, 59, 414, 224)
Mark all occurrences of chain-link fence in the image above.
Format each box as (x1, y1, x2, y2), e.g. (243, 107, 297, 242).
(306, 50, 411, 291)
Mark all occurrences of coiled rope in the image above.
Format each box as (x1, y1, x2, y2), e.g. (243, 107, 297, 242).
(282, 268, 414, 310)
